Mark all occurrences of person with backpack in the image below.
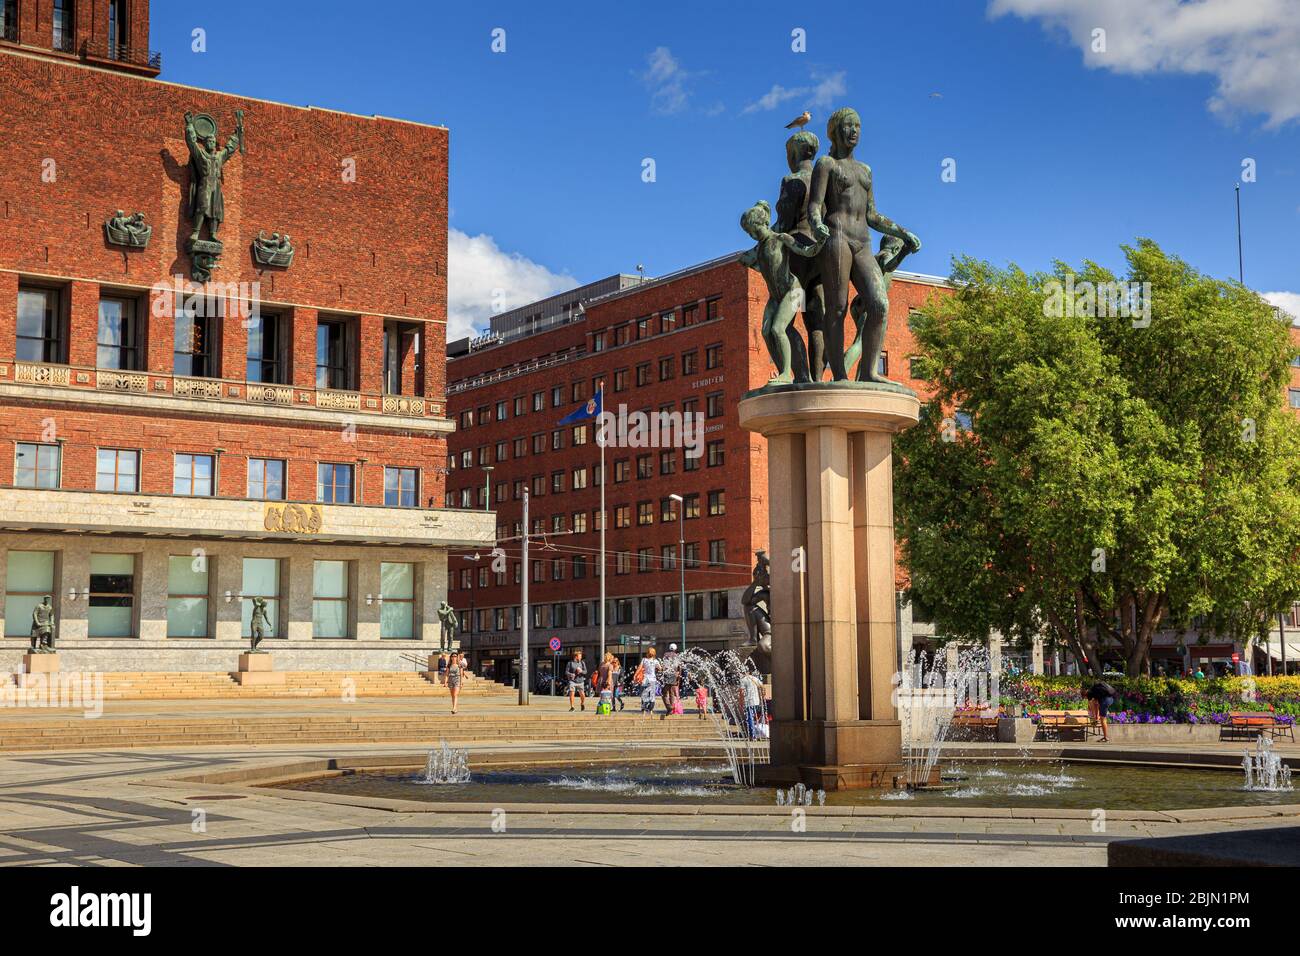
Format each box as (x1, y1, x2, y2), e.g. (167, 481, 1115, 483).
(1085, 679, 1117, 742)
(659, 643, 681, 719)
(636, 647, 659, 718)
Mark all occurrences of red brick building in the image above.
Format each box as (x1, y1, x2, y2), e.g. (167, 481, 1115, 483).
(444, 255, 950, 683)
(0, 0, 491, 672)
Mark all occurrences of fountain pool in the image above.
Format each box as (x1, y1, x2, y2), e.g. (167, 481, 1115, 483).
(267, 757, 1296, 811)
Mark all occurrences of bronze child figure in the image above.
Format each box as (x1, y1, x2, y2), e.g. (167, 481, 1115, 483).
(739, 199, 824, 384)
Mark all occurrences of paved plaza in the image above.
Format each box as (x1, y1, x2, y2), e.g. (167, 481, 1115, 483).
(1, 696, 1295, 867)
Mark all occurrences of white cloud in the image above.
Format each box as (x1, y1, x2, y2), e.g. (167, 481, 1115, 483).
(641, 47, 695, 115)
(446, 229, 577, 341)
(989, 0, 1300, 128)
(742, 70, 847, 116)
(1263, 291, 1300, 325)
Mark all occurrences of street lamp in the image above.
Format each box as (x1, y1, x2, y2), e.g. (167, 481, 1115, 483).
(480, 465, 494, 511)
(669, 493, 686, 652)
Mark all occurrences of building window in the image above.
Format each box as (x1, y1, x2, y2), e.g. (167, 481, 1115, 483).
(660, 544, 677, 572)
(684, 542, 700, 568)
(89, 553, 134, 637)
(707, 441, 725, 467)
(635, 454, 652, 479)
(687, 592, 705, 620)
(614, 368, 629, 392)
(659, 356, 675, 381)
(513, 395, 526, 416)
(551, 470, 565, 494)
(316, 316, 354, 389)
(572, 511, 588, 534)
(15, 442, 60, 489)
(247, 458, 286, 500)
(660, 310, 677, 334)
(97, 296, 141, 370)
(708, 539, 726, 565)
(532, 391, 544, 412)
(175, 297, 219, 378)
(636, 363, 651, 386)
(682, 302, 699, 326)
(661, 497, 678, 522)
(706, 392, 724, 418)
(708, 490, 726, 516)
(637, 501, 654, 526)
(660, 450, 676, 475)
(17, 286, 64, 363)
(380, 562, 415, 639)
(513, 437, 527, 458)
(107, 0, 127, 55)
(174, 453, 215, 496)
(705, 298, 720, 321)
(615, 552, 631, 576)
(682, 351, 698, 376)
(683, 493, 700, 519)
(382, 321, 417, 394)
(638, 548, 653, 572)
(572, 468, 588, 490)
(705, 344, 723, 369)
(317, 462, 354, 503)
(552, 385, 564, 407)
(592, 331, 605, 352)
(96, 448, 139, 493)
(52, 1, 76, 51)
(614, 459, 631, 483)
(532, 433, 545, 454)
(246, 311, 285, 383)
(573, 425, 588, 446)
(241, 558, 280, 639)
(709, 590, 729, 618)
(167, 554, 209, 638)
(1290, 389, 1300, 410)
(312, 560, 350, 638)
(384, 466, 418, 507)
(615, 504, 631, 528)
(3, 551, 55, 638)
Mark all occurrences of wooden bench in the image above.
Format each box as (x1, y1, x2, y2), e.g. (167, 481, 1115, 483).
(948, 710, 1002, 740)
(1035, 708, 1102, 741)
(1220, 712, 1296, 743)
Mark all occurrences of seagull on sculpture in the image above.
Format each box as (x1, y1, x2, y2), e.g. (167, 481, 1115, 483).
(784, 110, 812, 130)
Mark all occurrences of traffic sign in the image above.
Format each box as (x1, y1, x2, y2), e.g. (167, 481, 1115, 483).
(549, 636, 562, 652)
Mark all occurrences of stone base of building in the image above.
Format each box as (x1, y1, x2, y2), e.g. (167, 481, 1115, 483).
(0, 640, 442, 674)
(760, 718, 906, 790)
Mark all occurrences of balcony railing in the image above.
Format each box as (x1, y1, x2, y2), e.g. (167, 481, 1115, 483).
(52, 32, 75, 53)
(80, 38, 162, 71)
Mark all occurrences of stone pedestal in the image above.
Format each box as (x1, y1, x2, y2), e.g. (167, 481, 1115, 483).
(232, 652, 284, 686)
(19, 652, 60, 687)
(739, 385, 920, 790)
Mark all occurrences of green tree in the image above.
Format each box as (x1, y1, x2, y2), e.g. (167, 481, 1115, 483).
(896, 240, 1300, 676)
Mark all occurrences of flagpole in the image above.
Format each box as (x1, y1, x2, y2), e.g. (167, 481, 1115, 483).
(599, 382, 607, 665)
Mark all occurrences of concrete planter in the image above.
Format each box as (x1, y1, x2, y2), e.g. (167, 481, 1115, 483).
(997, 717, 1036, 743)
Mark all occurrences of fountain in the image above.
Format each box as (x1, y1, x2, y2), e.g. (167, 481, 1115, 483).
(775, 783, 825, 806)
(675, 648, 767, 787)
(1242, 736, 1293, 792)
(419, 739, 470, 784)
(896, 646, 994, 789)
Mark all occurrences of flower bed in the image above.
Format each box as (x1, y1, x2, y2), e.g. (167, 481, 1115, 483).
(1000, 675, 1300, 724)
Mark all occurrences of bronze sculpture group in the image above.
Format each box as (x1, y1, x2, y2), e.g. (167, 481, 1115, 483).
(741, 107, 921, 387)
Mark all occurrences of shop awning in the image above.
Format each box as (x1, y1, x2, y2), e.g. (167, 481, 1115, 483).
(1263, 641, 1300, 661)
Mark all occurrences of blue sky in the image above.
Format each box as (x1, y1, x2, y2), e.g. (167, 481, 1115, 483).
(153, 0, 1300, 336)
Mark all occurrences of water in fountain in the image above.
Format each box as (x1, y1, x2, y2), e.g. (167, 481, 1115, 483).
(896, 646, 994, 788)
(1242, 735, 1293, 792)
(675, 648, 767, 787)
(773, 782, 826, 806)
(419, 739, 471, 784)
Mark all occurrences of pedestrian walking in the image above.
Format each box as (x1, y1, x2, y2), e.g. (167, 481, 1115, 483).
(447, 652, 463, 714)
(660, 643, 681, 719)
(610, 657, 625, 711)
(566, 648, 588, 712)
(637, 647, 659, 717)
(742, 671, 765, 739)
(437, 653, 448, 687)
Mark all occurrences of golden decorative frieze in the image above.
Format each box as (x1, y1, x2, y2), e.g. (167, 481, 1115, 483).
(96, 371, 149, 393)
(316, 389, 361, 411)
(14, 363, 71, 387)
(173, 377, 224, 399)
(263, 503, 323, 534)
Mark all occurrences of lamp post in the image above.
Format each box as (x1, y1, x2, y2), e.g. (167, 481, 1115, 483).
(669, 493, 685, 651)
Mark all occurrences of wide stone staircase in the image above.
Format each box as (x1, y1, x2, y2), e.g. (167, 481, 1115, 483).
(67, 670, 512, 701)
(0, 710, 723, 752)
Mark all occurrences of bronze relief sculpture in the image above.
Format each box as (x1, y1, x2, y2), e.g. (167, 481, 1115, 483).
(104, 210, 152, 248)
(252, 230, 294, 268)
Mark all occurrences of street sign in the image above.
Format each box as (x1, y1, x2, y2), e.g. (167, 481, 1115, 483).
(549, 636, 562, 652)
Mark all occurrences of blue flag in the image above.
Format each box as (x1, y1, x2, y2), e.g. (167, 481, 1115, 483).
(557, 384, 602, 425)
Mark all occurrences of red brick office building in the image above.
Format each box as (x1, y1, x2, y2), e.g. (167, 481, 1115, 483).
(444, 255, 950, 683)
(0, 0, 491, 672)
